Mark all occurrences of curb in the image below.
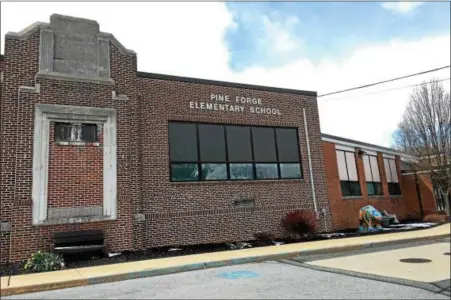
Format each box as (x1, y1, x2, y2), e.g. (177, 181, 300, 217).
(1, 233, 450, 297)
(279, 260, 448, 296)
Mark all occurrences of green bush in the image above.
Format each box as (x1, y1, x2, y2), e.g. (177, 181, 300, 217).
(23, 251, 65, 273)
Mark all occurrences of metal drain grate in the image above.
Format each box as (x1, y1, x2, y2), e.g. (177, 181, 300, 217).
(444, 252, 450, 256)
(399, 258, 432, 263)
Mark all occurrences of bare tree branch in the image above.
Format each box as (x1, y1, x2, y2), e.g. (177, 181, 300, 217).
(393, 78, 451, 216)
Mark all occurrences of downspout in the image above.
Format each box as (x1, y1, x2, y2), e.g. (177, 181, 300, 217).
(303, 108, 318, 214)
(414, 171, 424, 218)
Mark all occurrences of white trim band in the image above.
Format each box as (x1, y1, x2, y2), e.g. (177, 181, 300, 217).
(335, 144, 355, 152)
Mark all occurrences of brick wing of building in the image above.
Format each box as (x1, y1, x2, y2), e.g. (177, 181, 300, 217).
(0, 14, 438, 264)
(321, 134, 439, 230)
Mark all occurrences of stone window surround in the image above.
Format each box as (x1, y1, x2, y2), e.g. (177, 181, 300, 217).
(32, 104, 117, 225)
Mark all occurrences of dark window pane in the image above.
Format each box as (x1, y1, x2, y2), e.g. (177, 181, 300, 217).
(388, 183, 393, 195)
(389, 183, 401, 195)
(276, 128, 300, 162)
(54, 123, 72, 141)
(340, 181, 350, 196)
(252, 127, 277, 162)
(171, 164, 199, 181)
(226, 126, 253, 162)
(230, 163, 254, 180)
(342, 181, 361, 197)
(255, 164, 278, 179)
(81, 124, 98, 142)
(199, 124, 226, 162)
(168, 123, 198, 162)
(394, 183, 401, 195)
(350, 181, 362, 196)
(374, 183, 383, 195)
(367, 182, 375, 195)
(280, 163, 301, 178)
(201, 164, 227, 180)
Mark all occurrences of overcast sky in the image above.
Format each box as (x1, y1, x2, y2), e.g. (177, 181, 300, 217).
(1, 2, 450, 147)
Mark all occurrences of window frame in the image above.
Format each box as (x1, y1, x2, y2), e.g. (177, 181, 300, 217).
(384, 157, 401, 196)
(168, 121, 303, 182)
(363, 154, 383, 196)
(336, 149, 362, 197)
(384, 157, 402, 197)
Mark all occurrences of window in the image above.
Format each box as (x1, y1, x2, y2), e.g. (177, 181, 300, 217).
(227, 126, 254, 180)
(336, 150, 361, 197)
(276, 128, 302, 178)
(363, 155, 382, 196)
(168, 122, 303, 182)
(168, 123, 199, 181)
(54, 122, 98, 143)
(199, 124, 228, 180)
(384, 158, 401, 195)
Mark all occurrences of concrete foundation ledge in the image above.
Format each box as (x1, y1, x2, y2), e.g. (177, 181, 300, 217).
(1, 226, 449, 297)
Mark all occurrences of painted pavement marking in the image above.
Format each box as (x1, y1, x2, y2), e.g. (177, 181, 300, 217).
(217, 270, 260, 279)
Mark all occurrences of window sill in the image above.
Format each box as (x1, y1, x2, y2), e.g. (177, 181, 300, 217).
(390, 195, 403, 199)
(170, 178, 304, 185)
(55, 141, 101, 147)
(33, 215, 116, 226)
(368, 195, 385, 199)
(342, 196, 363, 200)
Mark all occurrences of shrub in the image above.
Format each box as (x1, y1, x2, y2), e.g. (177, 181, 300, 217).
(253, 231, 275, 242)
(281, 210, 319, 236)
(23, 251, 65, 273)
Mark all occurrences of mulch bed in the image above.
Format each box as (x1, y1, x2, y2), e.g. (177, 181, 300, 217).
(0, 221, 442, 277)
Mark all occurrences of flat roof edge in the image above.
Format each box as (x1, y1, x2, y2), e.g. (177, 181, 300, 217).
(321, 133, 410, 157)
(137, 71, 317, 97)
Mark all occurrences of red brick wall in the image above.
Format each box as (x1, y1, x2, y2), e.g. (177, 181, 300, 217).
(0, 31, 41, 264)
(0, 29, 136, 263)
(46, 123, 104, 208)
(0, 55, 8, 264)
(323, 141, 438, 230)
(137, 76, 332, 248)
(401, 173, 437, 219)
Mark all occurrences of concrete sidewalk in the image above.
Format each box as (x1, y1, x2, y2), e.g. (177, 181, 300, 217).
(1, 224, 450, 297)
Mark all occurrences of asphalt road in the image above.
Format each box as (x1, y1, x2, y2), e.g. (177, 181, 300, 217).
(4, 240, 450, 299)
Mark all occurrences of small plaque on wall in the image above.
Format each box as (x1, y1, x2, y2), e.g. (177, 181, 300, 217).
(233, 198, 255, 207)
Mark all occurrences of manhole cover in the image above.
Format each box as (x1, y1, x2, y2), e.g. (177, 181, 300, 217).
(399, 258, 432, 263)
(444, 252, 450, 256)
